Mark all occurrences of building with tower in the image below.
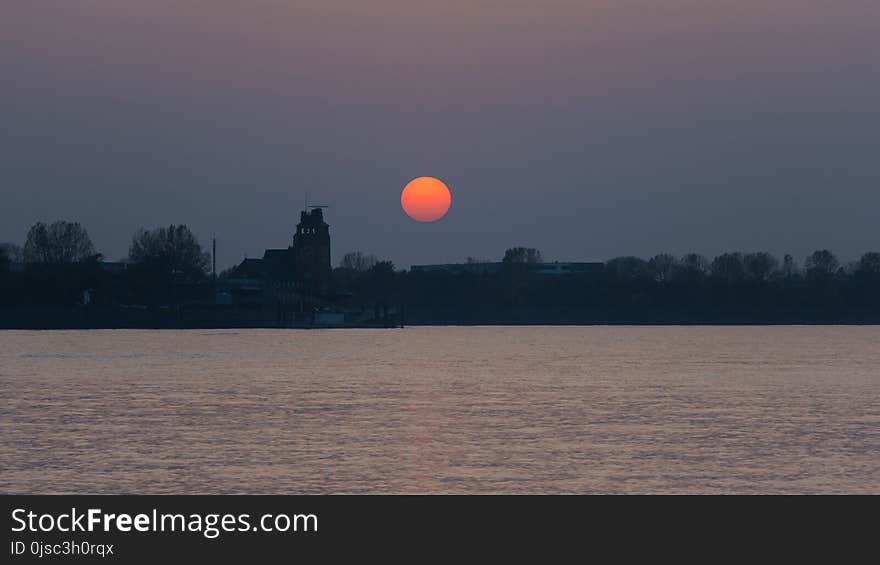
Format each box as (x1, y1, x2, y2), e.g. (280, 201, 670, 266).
(292, 207, 331, 295)
(224, 206, 333, 323)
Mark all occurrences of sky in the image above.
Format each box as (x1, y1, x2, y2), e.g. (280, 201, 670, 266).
(1, 1, 878, 269)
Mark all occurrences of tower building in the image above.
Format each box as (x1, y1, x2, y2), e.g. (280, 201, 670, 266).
(292, 207, 331, 295)
(226, 206, 333, 322)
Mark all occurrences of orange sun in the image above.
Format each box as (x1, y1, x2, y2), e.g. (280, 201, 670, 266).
(401, 177, 452, 222)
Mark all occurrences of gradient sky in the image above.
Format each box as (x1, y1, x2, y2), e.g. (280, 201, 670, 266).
(2, 1, 878, 269)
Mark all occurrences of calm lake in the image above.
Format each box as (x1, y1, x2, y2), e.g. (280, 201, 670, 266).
(1, 326, 878, 494)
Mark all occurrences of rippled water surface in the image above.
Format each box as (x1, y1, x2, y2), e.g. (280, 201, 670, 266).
(1, 327, 878, 494)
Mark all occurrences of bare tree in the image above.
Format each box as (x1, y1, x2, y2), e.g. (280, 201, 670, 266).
(854, 252, 880, 276)
(23, 221, 98, 264)
(339, 251, 378, 271)
(502, 247, 542, 264)
(743, 252, 779, 282)
(605, 256, 651, 282)
(710, 252, 746, 283)
(649, 253, 678, 283)
(367, 260, 396, 303)
(0, 243, 23, 263)
(128, 225, 210, 280)
(805, 249, 839, 280)
(782, 254, 799, 278)
(677, 253, 709, 280)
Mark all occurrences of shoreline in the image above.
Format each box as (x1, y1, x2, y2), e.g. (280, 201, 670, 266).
(2, 321, 879, 330)
(3, 306, 879, 330)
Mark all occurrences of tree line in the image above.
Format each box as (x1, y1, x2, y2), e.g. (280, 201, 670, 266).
(1, 220, 878, 323)
(1, 220, 209, 306)
(335, 247, 880, 324)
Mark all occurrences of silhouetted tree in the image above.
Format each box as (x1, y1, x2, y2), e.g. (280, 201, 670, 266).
(10, 226, 102, 307)
(853, 252, 880, 276)
(0, 243, 23, 265)
(782, 254, 799, 279)
(365, 260, 397, 317)
(502, 247, 542, 264)
(603, 257, 652, 310)
(676, 253, 709, 282)
(339, 251, 378, 271)
(370, 261, 395, 283)
(217, 266, 238, 279)
(500, 248, 541, 306)
(23, 221, 99, 264)
(710, 252, 746, 283)
(805, 250, 839, 280)
(743, 252, 779, 282)
(667, 253, 711, 307)
(802, 249, 841, 308)
(849, 252, 880, 309)
(605, 256, 651, 283)
(649, 253, 677, 283)
(128, 225, 210, 281)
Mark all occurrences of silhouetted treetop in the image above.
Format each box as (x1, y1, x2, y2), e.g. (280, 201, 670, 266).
(782, 254, 799, 278)
(854, 252, 880, 276)
(1, 243, 23, 273)
(711, 252, 746, 283)
(502, 247, 542, 264)
(605, 256, 651, 282)
(23, 221, 99, 264)
(743, 252, 779, 282)
(805, 250, 840, 280)
(366, 260, 396, 300)
(649, 253, 677, 283)
(0, 243, 23, 265)
(128, 225, 210, 280)
(217, 265, 240, 279)
(677, 253, 710, 281)
(339, 251, 378, 271)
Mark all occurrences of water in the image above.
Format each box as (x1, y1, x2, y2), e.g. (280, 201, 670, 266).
(1, 326, 878, 494)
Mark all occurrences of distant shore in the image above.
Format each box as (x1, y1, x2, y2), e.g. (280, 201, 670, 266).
(2, 305, 878, 330)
